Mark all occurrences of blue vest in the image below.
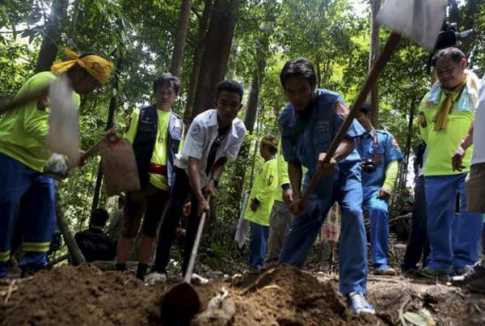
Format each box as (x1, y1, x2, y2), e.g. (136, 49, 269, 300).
(132, 106, 182, 188)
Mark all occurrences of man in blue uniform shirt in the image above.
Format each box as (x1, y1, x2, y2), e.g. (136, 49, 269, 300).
(278, 58, 373, 315)
(356, 103, 403, 275)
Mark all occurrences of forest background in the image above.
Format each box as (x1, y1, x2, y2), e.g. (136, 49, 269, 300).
(1, 0, 484, 264)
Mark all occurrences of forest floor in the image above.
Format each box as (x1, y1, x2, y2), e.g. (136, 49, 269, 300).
(1, 263, 484, 326)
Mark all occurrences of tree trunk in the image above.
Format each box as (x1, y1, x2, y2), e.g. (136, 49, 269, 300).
(34, 0, 69, 73)
(244, 56, 266, 133)
(184, 0, 215, 125)
(369, 0, 380, 126)
(448, 0, 460, 26)
(169, 0, 193, 77)
(190, 0, 240, 120)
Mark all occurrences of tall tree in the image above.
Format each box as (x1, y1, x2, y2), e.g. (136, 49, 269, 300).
(369, 0, 380, 125)
(169, 0, 192, 77)
(190, 0, 241, 120)
(35, 0, 69, 72)
(244, 47, 267, 133)
(184, 0, 214, 124)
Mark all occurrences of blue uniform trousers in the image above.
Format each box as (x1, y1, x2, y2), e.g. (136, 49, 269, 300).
(425, 174, 483, 273)
(279, 162, 368, 295)
(363, 189, 390, 269)
(0, 153, 56, 278)
(248, 222, 269, 269)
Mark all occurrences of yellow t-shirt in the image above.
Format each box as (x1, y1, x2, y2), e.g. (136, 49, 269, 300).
(244, 158, 279, 226)
(125, 108, 170, 190)
(0, 71, 80, 172)
(418, 92, 474, 176)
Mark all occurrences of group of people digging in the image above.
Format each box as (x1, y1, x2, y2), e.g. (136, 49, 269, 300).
(1, 45, 485, 316)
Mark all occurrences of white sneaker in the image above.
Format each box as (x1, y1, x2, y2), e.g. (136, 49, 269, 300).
(145, 272, 167, 285)
(191, 273, 209, 285)
(347, 292, 375, 315)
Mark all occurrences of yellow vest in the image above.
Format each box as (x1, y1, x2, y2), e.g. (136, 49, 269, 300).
(125, 108, 171, 190)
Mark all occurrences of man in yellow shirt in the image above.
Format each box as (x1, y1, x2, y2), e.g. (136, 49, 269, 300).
(244, 135, 279, 270)
(115, 74, 183, 280)
(0, 51, 113, 278)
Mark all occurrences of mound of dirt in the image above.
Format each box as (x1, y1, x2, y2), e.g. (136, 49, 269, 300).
(230, 266, 378, 326)
(0, 265, 163, 326)
(1, 264, 484, 326)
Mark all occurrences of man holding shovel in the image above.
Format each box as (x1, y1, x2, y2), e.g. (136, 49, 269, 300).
(277, 58, 373, 314)
(146, 80, 246, 284)
(0, 50, 113, 278)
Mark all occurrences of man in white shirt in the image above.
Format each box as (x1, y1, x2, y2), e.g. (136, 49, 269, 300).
(146, 80, 247, 283)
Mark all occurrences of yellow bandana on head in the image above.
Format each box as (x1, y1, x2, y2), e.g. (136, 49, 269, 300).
(51, 49, 114, 84)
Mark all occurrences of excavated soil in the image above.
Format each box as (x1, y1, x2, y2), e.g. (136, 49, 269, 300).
(1, 264, 484, 326)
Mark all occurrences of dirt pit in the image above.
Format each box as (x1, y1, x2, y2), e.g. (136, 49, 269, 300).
(1, 265, 485, 325)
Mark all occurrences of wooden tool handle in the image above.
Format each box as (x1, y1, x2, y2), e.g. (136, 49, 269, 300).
(301, 32, 402, 205)
(184, 196, 211, 283)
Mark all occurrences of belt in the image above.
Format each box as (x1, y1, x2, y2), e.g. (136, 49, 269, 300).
(148, 163, 167, 175)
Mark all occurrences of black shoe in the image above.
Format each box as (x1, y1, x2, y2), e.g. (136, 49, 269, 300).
(418, 267, 450, 281)
(136, 263, 148, 280)
(452, 264, 485, 286)
(115, 262, 127, 271)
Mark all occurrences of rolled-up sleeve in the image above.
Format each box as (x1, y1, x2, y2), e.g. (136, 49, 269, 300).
(182, 119, 205, 160)
(279, 108, 299, 163)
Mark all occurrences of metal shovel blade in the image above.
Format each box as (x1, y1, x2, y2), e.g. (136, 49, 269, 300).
(160, 208, 208, 325)
(377, 0, 447, 50)
(46, 75, 81, 167)
(160, 282, 201, 326)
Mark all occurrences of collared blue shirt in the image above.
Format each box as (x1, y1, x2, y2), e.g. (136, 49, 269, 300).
(357, 129, 403, 192)
(279, 89, 365, 196)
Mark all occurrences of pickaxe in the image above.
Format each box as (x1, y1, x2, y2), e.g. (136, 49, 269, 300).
(298, 0, 447, 210)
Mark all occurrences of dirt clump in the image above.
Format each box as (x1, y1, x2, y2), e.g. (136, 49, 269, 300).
(230, 266, 379, 326)
(0, 264, 164, 326)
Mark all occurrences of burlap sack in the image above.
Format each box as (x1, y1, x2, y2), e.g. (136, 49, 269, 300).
(321, 203, 341, 243)
(99, 137, 140, 196)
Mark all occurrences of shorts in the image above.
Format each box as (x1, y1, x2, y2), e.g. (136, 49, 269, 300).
(121, 184, 169, 238)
